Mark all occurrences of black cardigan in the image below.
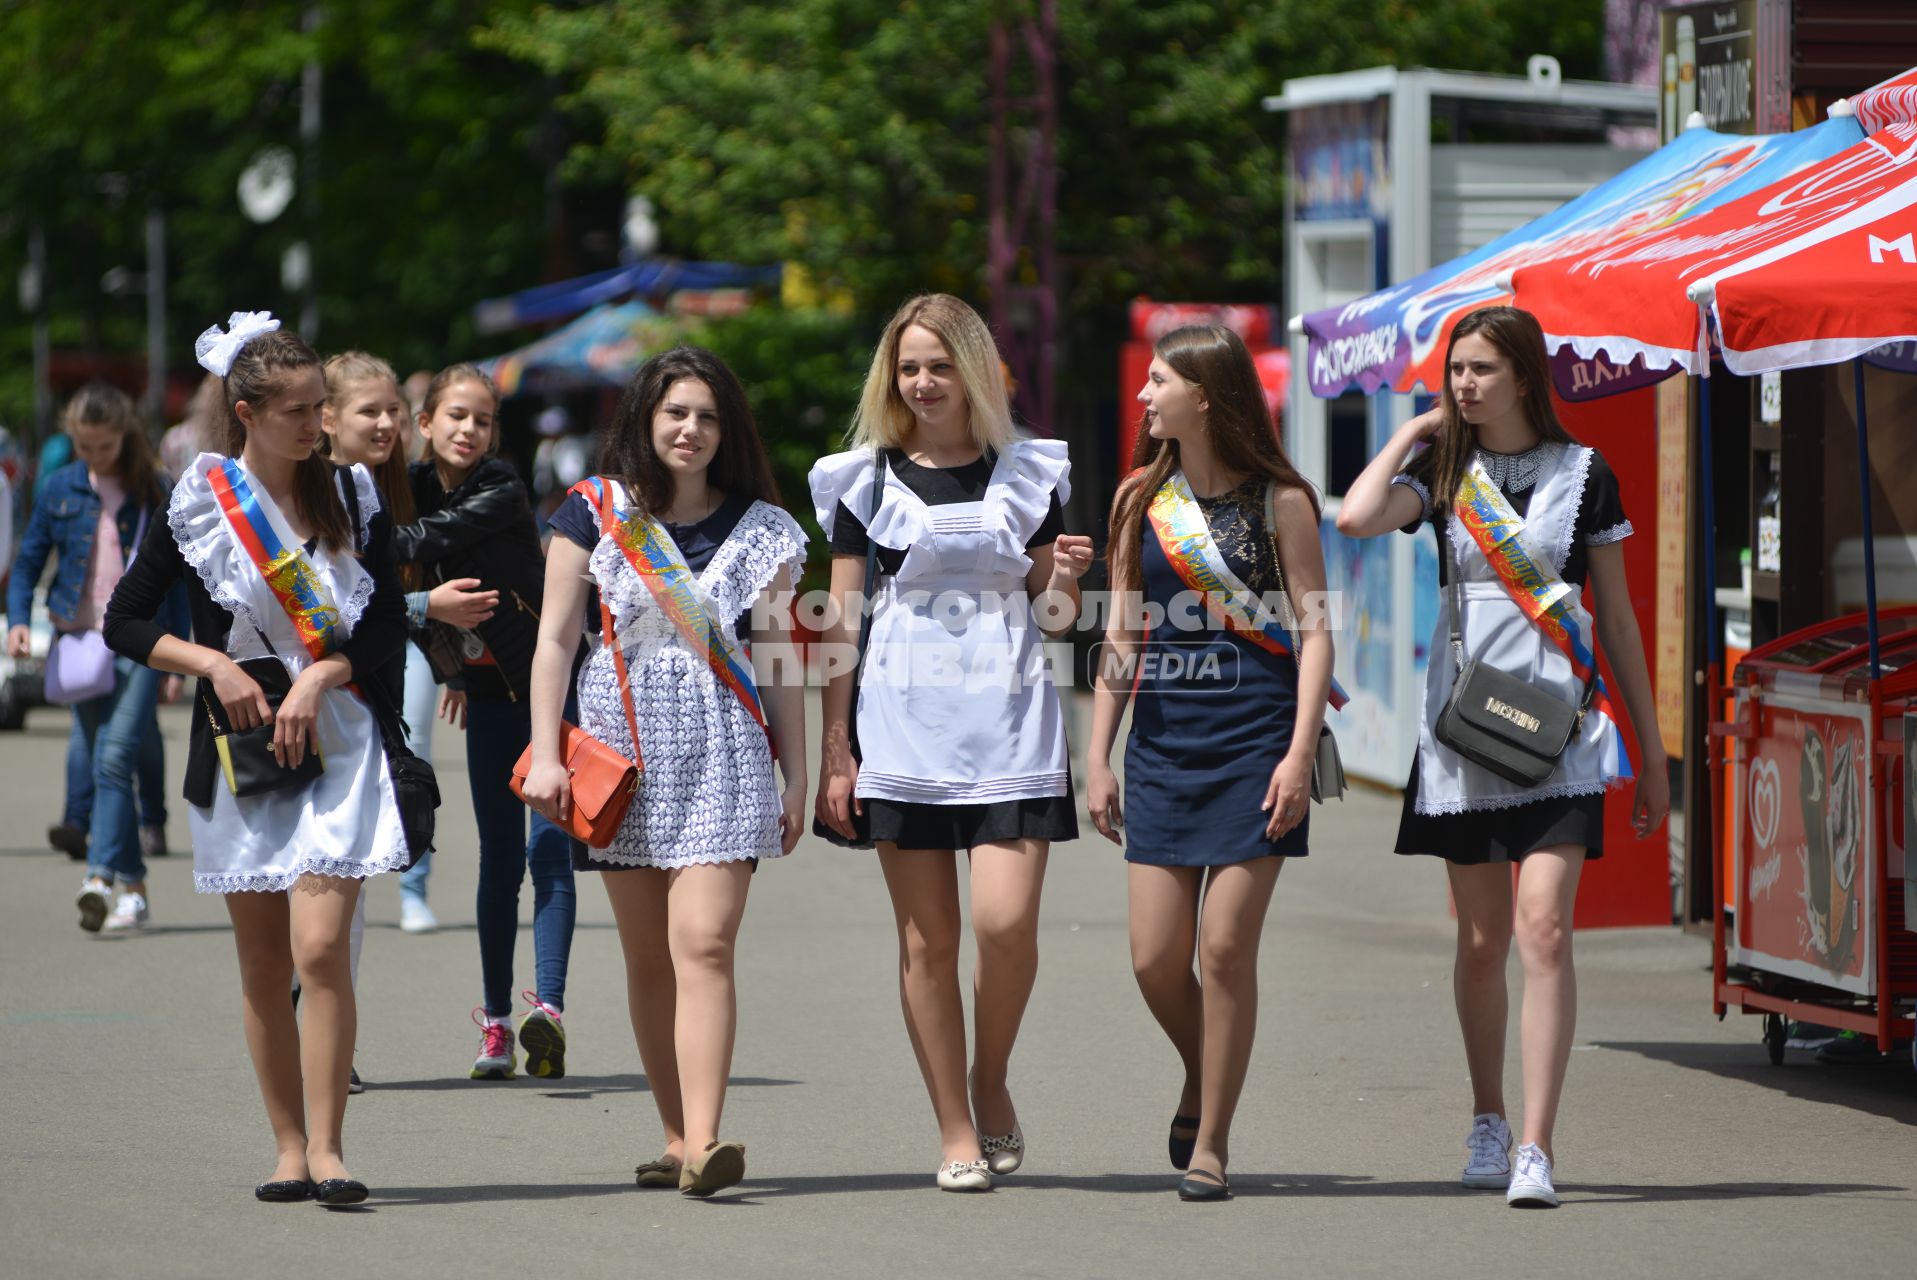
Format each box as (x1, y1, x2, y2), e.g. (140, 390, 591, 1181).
(103, 482, 407, 809)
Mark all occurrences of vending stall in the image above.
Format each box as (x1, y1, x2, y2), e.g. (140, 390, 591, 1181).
(1721, 610, 1917, 1065)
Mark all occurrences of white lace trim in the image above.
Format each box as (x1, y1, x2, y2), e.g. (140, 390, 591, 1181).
(1391, 473, 1432, 521)
(583, 845, 782, 869)
(338, 463, 381, 550)
(194, 845, 409, 894)
(1412, 772, 1628, 816)
(1588, 519, 1635, 546)
(1554, 445, 1593, 574)
(168, 456, 271, 640)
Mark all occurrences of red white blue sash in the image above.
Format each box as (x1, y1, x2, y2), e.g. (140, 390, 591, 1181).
(575, 478, 772, 747)
(1146, 471, 1349, 709)
(205, 457, 343, 662)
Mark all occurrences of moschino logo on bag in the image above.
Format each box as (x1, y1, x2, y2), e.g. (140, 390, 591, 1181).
(1484, 697, 1542, 734)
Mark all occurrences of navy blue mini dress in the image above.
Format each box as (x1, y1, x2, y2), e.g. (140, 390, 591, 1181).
(1123, 478, 1308, 866)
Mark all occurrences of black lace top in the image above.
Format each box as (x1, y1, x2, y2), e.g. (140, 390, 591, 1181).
(1192, 475, 1282, 596)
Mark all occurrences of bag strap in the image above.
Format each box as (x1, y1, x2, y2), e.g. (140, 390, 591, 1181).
(1439, 520, 1599, 719)
(1262, 479, 1302, 675)
(854, 449, 887, 671)
(592, 481, 645, 769)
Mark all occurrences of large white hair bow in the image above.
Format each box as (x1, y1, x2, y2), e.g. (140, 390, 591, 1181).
(194, 311, 282, 377)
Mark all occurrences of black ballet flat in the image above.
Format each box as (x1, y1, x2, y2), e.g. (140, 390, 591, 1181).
(1168, 1113, 1201, 1171)
(313, 1178, 369, 1207)
(254, 1179, 313, 1203)
(1177, 1168, 1232, 1202)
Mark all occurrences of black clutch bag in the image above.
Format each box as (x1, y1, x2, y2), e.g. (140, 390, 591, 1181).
(1432, 538, 1595, 788)
(204, 656, 325, 798)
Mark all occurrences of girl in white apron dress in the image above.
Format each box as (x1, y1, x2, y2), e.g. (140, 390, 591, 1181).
(1335, 306, 1667, 1210)
(104, 315, 408, 1207)
(810, 295, 1094, 1192)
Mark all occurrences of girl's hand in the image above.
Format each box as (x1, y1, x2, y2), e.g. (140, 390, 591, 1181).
(778, 781, 807, 856)
(1403, 405, 1445, 442)
(160, 673, 186, 705)
(440, 686, 467, 730)
(1633, 766, 1671, 839)
(1048, 533, 1095, 585)
(273, 667, 328, 770)
(209, 656, 272, 731)
(816, 748, 862, 841)
(1087, 761, 1124, 846)
(5, 625, 29, 659)
(426, 578, 499, 629)
(520, 759, 572, 826)
(1261, 753, 1312, 840)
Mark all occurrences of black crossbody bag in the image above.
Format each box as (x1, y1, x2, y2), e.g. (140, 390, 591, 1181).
(1433, 534, 1597, 787)
(338, 471, 441, 867)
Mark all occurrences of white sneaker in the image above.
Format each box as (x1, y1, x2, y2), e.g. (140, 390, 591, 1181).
(1460, 1112, 1511, 1189)
(103, 892, 150, 932)
(399, 896, 438, 934)
(77, 879, 112, 933)
(1506, 1142, 1559, 1208)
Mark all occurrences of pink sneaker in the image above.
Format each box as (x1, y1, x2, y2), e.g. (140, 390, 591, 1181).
(517, 990, 566, 1080)
(469, 1008, 515, 1080)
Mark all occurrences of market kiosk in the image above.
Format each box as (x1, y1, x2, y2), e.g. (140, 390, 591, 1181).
(1717, 609, 1917, 1067)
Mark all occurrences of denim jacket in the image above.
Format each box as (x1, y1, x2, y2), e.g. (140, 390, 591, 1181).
(6, 460, 189, 638)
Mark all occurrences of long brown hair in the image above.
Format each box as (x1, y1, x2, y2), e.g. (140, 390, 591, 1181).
(62, 382, 165, 511)
(1409, 305, 1577, 521)
(1107, 324, 1316, 595)
(600, 347, 781, 516)
(221, 329, 352, 552)
(322, 351, 418, 585)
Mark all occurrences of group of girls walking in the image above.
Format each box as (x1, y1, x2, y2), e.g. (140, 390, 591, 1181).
(92, 293, 1664, 1211)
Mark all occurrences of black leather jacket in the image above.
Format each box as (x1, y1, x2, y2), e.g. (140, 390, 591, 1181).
(394, 458, 546, 700)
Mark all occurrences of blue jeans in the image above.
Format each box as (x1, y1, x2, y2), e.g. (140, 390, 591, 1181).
(73, 657, 161, 886)
(467, 693, 577, 1017)
(398, 641, 436, 903)
(64, 706, 166, 830)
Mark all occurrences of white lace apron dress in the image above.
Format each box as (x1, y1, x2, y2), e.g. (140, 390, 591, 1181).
(808, 438, 1076, 848)
(572, 483, 807, 869)
(169, 455, 408, 892)
(1391, 443, 1635, 863)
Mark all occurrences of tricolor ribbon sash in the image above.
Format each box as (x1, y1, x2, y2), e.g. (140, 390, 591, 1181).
(575, 478, 773, 750)
(1146, 471, 1349, 709)
(1451, 459, 1620, 735)
(206, 457, 344, 661)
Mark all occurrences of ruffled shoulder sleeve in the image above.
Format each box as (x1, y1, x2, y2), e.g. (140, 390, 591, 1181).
(166, 452, 267, 637)
(989, 436, 1071, 543)
(807, 447, 884, 534)
(734, 500, 810, 601)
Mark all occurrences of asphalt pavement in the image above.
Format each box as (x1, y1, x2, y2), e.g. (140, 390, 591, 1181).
(2, 693, 1912, 1279)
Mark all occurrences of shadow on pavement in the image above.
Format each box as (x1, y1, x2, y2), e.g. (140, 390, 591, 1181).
(1596, 1040, 1917, 1127)
(372, 1184, 636, 1206)
(717, 1171, 1910, 1203)
(360, 1074, 799, 1097)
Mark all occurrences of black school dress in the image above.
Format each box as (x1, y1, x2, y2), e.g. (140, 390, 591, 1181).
(1391, 445, 1633, 864)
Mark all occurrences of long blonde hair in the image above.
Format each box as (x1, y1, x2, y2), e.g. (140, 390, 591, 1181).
(849, 294, 1014, 453)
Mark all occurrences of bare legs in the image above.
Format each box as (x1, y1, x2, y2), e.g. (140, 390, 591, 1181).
(876, 839, 1048, 1164)
(603, 862, 754, 1160)
(1127, 858, 1284, 1181)
(1446, 847, 1584, 1158)
(226, 875, 363, 1185)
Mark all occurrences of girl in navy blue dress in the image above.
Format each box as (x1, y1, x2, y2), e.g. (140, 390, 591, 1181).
(1086, 324, 1336, 1201)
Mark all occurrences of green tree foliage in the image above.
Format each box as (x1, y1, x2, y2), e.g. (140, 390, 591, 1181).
(0, 1, 582, 433)
(487, 0, 1605, 313)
